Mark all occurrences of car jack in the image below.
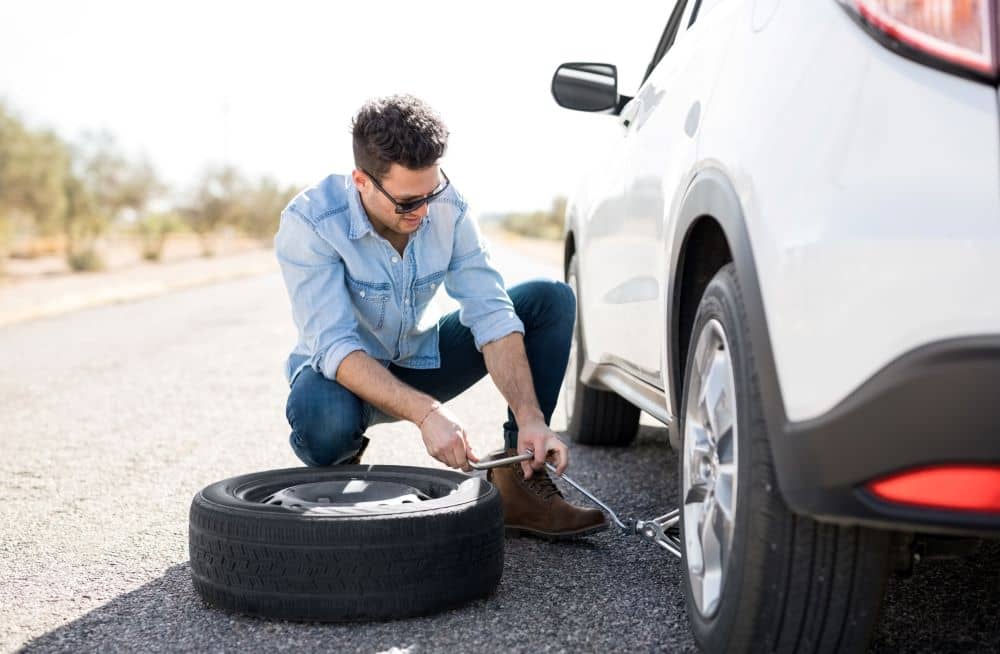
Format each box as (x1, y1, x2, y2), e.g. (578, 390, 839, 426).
(471, 451, 682, 558)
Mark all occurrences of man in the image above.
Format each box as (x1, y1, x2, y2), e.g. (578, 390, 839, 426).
(274, 94, 607, 539)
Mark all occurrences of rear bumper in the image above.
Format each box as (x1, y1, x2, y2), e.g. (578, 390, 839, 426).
(772, 336, 1000, 536)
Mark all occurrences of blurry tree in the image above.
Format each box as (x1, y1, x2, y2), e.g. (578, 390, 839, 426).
(135, 211, 182, 261)
(1, 100, 296, 275)
(184, 166, 246, 256)
(0, 103, 71, 266)
(65, 131, 164, 270)
(500, 195, 567, 240)
(61, 168, 102, 271)
(0, 213, 11, 271)
(238, 176, 296, 242)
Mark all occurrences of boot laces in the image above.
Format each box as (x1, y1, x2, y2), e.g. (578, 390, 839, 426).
(521, 465, 563, 500)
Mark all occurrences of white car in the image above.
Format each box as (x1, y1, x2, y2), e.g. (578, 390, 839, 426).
(552, 1, 1000, 652)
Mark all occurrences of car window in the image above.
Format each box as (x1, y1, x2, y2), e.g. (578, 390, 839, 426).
(693, 0, 724, 19)
(682, 0, 703, 28)
(641, 0, 690, 85)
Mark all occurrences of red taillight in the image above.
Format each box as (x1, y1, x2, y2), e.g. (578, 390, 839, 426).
(867, 465, 1000, 513)
(842, 0, 999, 79)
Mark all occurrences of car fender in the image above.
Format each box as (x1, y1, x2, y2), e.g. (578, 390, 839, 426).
(666, 166, 785, 442)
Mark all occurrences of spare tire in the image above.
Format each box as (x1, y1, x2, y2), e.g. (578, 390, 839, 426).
(189, 465, 504, 621)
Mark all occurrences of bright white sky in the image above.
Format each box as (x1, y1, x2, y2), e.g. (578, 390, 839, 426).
(0, 0, 670, 214)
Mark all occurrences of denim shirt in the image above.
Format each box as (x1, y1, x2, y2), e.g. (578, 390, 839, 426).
(274, 173, 525, 385)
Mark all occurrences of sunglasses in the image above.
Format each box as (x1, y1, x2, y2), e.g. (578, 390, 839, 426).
(362, 168, 451, 215)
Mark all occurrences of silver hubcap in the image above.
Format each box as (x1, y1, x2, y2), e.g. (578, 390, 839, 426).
(262, 480, 430, 510)
(564, 269, 579, 415)
(682, 318, 738, 618)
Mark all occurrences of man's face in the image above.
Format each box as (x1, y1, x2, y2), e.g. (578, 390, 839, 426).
(352, 163, 442, 238)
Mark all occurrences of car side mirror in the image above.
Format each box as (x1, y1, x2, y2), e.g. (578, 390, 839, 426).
(551, 62, 620, 114)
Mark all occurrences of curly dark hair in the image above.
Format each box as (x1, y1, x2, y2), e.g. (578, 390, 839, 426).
(351, 94, 449, 181)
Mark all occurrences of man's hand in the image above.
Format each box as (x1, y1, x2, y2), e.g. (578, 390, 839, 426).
(419, 404, 479, 472)
(516, 417, 569, 479)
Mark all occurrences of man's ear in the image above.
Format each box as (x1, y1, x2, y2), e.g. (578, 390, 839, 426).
(351, 169, 367, 190)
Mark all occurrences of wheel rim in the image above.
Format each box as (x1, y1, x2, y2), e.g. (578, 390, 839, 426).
(262, 480, 432, 510)
(682, 318, 738, 618)
(564, 267, 579, 416)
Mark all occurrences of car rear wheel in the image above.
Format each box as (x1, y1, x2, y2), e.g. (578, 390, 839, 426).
(679, 263, 890, 654)
(563, 253, 639, 446)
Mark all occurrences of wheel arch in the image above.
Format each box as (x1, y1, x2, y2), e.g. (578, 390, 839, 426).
(563, 229, 576, 281)
(672, 217, 733, 421)
(666, 168, 786, 450)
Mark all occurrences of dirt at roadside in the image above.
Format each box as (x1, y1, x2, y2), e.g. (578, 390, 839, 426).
(2, 232, 263, 283)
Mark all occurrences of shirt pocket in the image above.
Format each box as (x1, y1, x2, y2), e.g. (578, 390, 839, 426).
(412, 270, 446, 311)
(345, 273, 392, 331)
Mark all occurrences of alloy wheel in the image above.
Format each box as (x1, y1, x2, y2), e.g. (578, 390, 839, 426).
(682, 318, 739, 618)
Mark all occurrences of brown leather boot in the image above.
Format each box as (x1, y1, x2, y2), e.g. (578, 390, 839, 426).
(486, 449, 608, 540)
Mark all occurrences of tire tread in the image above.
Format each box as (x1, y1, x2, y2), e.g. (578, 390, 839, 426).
(188, 470, 504, 621)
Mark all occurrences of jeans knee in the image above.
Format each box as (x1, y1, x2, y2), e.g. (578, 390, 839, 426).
(551, 279, 576, 317)
(512, 279, 576, 329)
(286, 371, 366, 467)
(289, 429, 362, 467)
(541, 280, 577, 337)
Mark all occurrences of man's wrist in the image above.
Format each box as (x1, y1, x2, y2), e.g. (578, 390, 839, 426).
(414, 399, 442, 427)
(514, 405, 545, 427)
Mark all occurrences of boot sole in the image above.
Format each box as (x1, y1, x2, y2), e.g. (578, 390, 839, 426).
(504, 521, 610, 541)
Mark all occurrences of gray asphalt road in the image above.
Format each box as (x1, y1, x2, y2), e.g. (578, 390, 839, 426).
(2, 240, 997, 653)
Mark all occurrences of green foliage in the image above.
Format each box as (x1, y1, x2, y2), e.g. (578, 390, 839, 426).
(238, 176, 297, 241)
(135, 211, 183, 261)
(182, 168, 296, 253)
(66, 248, 104, 272)
(72, 132, 161, 220)
(183, 166, 246, 256)
(60, 169, 105, 270)
(62, 131, 163, 267)
(0, 215, 12, 272)
(0, 103, 70, 238)
(500, 196, 567, 240)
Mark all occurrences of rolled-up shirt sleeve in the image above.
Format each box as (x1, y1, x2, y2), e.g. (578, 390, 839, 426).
(274, 209, 365, 381)
(445, 205, 525, 351)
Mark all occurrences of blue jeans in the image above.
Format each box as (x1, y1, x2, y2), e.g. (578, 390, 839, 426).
(285, 278, 576, 466)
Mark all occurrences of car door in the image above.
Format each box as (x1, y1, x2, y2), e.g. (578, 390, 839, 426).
(580, 0, 695, 388)
(619, 0, 740, 388)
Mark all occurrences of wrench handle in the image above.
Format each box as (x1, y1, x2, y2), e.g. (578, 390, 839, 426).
(467, 450, 534, 470)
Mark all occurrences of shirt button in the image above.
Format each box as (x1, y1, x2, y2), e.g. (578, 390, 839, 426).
(391, 256, 399, 263)
(359, 290, 366, 298)
(404, 297, 409, 305)
(430, 282, 436, 289)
